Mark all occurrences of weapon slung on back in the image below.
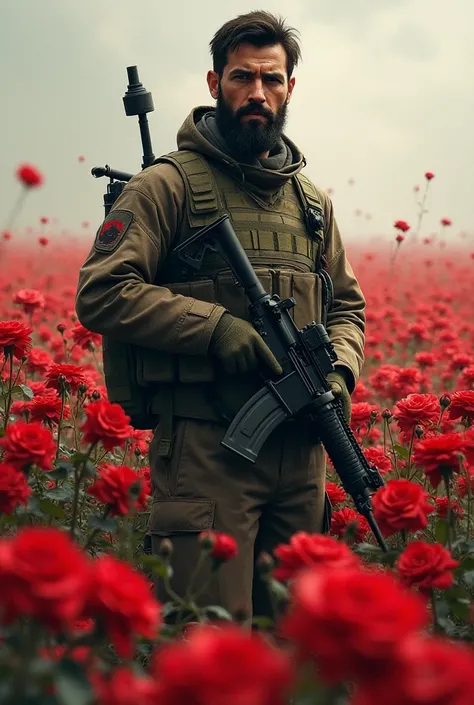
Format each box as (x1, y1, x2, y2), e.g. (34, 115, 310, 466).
(172, 215, 388, 551)
(91, 66, 155, 216)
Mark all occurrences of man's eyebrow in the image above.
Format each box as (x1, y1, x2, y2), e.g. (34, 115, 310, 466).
(228, 68, 285, 80)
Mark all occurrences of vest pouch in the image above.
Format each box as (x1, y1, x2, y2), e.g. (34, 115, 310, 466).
(214, 269, 273, 322)
(102, 336, 157, 430)
(289, 271, 323, 329)
(135, 348, 176, 385)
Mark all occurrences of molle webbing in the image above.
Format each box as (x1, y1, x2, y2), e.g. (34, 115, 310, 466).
(157, 151, 221, 226)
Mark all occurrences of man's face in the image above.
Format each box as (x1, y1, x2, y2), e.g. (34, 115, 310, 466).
(207, 42, 295, 160)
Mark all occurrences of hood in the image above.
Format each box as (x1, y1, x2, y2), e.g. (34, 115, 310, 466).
(176, 106, 306, 201)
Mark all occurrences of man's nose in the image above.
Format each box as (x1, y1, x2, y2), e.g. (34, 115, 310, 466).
(247, 79, 266, 103)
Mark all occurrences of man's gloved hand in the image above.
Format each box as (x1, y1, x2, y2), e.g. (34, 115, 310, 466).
(327, 370, 352, 423)
(210, 313, 283, 377)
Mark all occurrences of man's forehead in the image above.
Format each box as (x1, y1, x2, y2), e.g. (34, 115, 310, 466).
(226, 43, 287, 72)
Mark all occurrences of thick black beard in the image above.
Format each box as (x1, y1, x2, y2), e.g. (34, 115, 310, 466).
(215, 85, 288, 161)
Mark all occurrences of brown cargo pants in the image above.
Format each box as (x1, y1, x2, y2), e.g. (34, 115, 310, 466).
(147, 417, 330, 620)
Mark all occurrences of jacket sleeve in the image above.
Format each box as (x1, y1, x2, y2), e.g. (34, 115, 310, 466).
(75, 163, 227, 355)
(321, 195, 366, 393)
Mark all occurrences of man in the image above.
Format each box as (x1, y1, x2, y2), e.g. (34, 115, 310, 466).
(75, 10, 366, 620)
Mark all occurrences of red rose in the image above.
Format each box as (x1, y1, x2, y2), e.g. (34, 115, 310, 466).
(325, 480, 347, 507)
(86, 554, 161, 657)
(45, 363, 87, 393)
(152, 624, 294, 705)
(396, 541, 459, 593)
(80, 399, 133, 451)
(461, 429, 474, 466)
(390, 367, 424, 398)
(200, 530, 238, 563)
(330, 508, 370, 543)
(273, 532, 360, 581)
(372, 479, 434, 536)
(93, 668, 157, 705)
(0, 527, 91, 630)
(128, 429, 152, 456)
(455, 467, 474, 498)
(280, 567, 427, 684)
(425, 171, 435, 180)
(447, 390, 474, 422)
(9, 400, 31, 418)
(29, 390, 70, 425)
(363, 446, 393, 475)
(16, 163, 44, 188)
(69, 323, 101, 351)
(0, 420, 56, 471)
(136, 465, 151, 493)
(350, 402, 379, 430)
(353, 637, 474, 705)
(413, 432, 464, 488)
(87, 463, 150, 516)
(0, 320, 32, 359)
(393, 393, 440, 434)
(394, 220, 410, 232)
(414, 351, 436, 368)
(27, 347, 53, 374)
(13, 288, 45, 314)
(0, 463, 32, 513)
(435, 496, 464, 519)
(440, 217, 452, 227)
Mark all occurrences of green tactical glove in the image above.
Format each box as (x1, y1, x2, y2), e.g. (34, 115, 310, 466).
(210, 313, 283, 377)
(327, 370, 352, 423)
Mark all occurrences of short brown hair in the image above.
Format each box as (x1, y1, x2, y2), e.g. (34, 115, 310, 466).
(210, 11, 301, 79)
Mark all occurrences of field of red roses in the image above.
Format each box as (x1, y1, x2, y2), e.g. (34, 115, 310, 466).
(1, 166, 474, 704)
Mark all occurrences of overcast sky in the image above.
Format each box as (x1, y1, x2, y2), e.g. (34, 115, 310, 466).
(1, 0, 473, 241)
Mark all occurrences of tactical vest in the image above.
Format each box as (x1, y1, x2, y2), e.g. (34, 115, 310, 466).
(102, 150, 333, 441)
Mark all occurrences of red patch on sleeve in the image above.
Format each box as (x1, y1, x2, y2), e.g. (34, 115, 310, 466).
(94, 210, 133, 252)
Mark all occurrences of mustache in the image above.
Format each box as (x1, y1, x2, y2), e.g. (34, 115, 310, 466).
(235, 103, 275, 122)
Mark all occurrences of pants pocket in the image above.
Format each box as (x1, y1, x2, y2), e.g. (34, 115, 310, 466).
(149, 418, 189, 497)
(147, 498, 215, 536)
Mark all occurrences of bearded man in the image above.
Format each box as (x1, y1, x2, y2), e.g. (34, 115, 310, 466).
(75, 10, 366, 621)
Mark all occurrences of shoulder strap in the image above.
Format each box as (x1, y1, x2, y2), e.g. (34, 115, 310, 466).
(154, 150, 223, 227)
(293, 173, 326, 244)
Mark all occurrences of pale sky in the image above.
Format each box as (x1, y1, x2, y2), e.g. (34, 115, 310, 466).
(1, 0, 473, 241)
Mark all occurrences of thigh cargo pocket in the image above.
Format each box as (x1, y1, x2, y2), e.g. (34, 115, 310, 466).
(148, 499, 215, 537)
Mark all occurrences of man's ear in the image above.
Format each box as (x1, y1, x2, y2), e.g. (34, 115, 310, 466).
(287, 76, 296, 103)
(207, 70, 219, 100)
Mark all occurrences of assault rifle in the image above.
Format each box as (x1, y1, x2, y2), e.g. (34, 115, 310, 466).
(172, 215, 388, 552)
